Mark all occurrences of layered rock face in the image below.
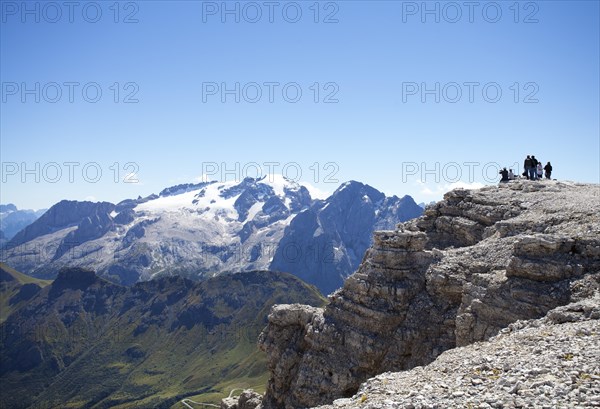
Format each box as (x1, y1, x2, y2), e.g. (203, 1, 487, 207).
(258, 181, 600, 408)
(318, 296, 600, 408)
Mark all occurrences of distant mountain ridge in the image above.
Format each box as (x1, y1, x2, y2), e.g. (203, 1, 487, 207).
(0, 204, 47, 245)
(0, 177, 422, 294)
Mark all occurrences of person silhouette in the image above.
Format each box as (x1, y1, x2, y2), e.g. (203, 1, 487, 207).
(530, 155, 538, 180)
(544, 162, 553, 179)
(524, 155, 533, 180)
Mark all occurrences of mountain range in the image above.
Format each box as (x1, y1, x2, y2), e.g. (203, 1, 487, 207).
(1, 177, 422, 294)
(0, 263, 325, 408)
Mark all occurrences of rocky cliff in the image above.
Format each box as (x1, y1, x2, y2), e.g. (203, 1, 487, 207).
(317, 296, 600, 408)
(257, 181, 600, 408)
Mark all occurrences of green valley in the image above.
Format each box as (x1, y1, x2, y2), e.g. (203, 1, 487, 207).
(0, 266, 325, 408)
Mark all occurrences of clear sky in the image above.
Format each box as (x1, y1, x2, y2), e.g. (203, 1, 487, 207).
(1, 0, 599, 210)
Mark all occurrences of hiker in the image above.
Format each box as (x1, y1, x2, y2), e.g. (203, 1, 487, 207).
(537, 162, 543, 180)
(508, 169, 516, 180)
(499, 167, 509, 183)
(524, 155, 533, 180)
(530, 155, 539, 179)
(544, 162, 553, 179)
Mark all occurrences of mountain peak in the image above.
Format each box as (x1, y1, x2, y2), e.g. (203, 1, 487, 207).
(158, 181, 215, 198)
(0, 204, 18, 213)
(335, 180, 365, 191)
(269, 180, 422, 294)
(6, 200, 114, 249)
(332, 180, 385, 201)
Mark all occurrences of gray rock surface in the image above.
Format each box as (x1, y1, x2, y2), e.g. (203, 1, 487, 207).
(258, 181, 600, 408)
(221, 390, 264, 409)
(318, 295, 600, 409)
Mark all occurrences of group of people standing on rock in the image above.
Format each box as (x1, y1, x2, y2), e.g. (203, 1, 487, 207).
(499, 155, 553, 183)
(523, 155, 552, 180)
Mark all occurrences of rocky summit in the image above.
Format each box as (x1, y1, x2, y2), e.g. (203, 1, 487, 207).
(254, 181, 600, 409)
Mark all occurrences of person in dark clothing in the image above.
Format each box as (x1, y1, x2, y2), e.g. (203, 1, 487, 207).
(524, 155, 533, 180)
(544, 162, 553, 179)
(499, 167, 509, 183)
(530, 155, 538, 180)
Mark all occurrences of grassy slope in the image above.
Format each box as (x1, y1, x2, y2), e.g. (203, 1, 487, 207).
(0, 263, 53, 286)
(112, 275, 325, 408)
(0, 262, 52, 323)
(0, 270, 326, 408)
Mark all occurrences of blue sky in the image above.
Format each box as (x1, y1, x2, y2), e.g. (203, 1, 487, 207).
(1, 0, 599, 210)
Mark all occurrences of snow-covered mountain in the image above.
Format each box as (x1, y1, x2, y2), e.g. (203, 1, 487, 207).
(1, 177, 422, 293)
